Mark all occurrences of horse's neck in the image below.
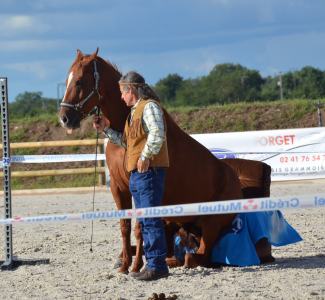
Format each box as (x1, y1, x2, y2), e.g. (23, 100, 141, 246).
(99, 63, 130, 132)
(164, 111, 203, 148)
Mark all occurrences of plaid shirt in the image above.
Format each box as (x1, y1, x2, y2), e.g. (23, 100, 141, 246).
(103, 99, 165, 159)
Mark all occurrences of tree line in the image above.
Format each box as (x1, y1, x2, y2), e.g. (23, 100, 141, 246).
(154, 64, 325, 106)
(9, 63, 325, 118)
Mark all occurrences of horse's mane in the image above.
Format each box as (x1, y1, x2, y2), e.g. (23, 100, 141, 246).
(96, 56, 122, 79)
(105, 59, 122, 78)
(71, 53, 122, 80)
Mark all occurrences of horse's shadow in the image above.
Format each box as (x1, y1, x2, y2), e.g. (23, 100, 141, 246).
(242, 254, 325, 272)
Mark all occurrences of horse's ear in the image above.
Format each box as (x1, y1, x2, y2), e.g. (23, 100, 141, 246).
(90, 47, 99, 59)
(76, 49, 84, 60)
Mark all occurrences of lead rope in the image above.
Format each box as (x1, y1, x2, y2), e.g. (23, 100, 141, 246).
(90, 106, 100, 252)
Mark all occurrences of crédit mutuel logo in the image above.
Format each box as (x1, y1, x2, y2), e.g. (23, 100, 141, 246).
(243, 199, 258, 210)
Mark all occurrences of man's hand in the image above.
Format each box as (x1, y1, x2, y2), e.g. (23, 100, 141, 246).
(93, 115, 110, 131)
(137, 157, 150, 173)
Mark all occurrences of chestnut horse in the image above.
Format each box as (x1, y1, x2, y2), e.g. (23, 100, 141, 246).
(58, 49, 267, 272)
(166, 158, 272, 267)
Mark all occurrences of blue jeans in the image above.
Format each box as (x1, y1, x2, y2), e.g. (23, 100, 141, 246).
(129, 168, 168, 272)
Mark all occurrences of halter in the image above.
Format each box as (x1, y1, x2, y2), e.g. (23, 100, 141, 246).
(60, 60, 101, 115)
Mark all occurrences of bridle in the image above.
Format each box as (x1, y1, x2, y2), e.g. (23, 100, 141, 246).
(60, 60, 102, 116)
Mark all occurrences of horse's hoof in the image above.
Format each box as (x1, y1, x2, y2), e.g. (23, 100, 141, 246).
(130, 267, 141, 273)
(118, 267, 129, 274)
(166, 256, 183, 268)
(183, 262, 197, 269)
(260, 255, 275, 264)
(113, 258, 123, 269)
(130, 264, 144, 273)
(184, 253, 199, 268)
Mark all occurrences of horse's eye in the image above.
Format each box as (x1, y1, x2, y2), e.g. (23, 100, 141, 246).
(76, 80, 82, 86)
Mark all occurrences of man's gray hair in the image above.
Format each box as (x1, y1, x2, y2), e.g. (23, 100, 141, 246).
(119, 71, 160, 101)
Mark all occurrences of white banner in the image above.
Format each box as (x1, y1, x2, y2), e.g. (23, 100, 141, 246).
(1, 154, 106, 168)
(1, 193, 324, 225)
(191, 127, 325, 181)
(1, 128, 324, 181)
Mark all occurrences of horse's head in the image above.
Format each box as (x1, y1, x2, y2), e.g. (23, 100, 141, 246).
(58, 48, 102, 129)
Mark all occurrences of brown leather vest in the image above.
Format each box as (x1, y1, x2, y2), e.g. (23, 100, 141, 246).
(124, 99, 169, 172)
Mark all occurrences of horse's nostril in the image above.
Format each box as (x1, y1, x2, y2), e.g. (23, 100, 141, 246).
(61, 115, 68, 124)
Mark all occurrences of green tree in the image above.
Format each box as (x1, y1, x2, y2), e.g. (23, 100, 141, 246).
(261, 76, 280, 101)
(203, 63, 263, 104)
(262, 67, 325, 101)
(290, 66, 325, 99)
(155, 74, 184, 104)
(10, 92, 58, 118)
(174, 78, 206, 106)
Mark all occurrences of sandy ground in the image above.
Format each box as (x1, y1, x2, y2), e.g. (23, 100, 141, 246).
(0, 180, 324, 300)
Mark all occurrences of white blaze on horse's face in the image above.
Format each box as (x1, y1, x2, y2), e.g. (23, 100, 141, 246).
(62, 71, 74, 102)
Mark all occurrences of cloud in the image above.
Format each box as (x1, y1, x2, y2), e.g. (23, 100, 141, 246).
(0, 39, 63, 52)
(4, 62, 49, 80)
(0, 0, 114, 13)
(108, 46, 226, 83)
(3, 59, 69, 80)
(0, 15, 50, 37)
(260, 31, 325, 74)
(5, 15, 32, 29)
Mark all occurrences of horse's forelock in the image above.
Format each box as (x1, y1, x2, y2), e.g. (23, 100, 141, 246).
(70, 54, 90, 72)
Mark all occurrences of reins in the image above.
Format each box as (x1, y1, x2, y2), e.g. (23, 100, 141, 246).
(90, 105, 100, 252)
(59, 58, 111, 252)
(60, 58, 103, 252)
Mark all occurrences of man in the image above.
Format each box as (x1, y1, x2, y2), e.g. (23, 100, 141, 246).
(93, 71, 169, 281)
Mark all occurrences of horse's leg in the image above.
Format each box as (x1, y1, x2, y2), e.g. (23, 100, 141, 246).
(115, 245, 138, 269)
(184, 214, 235, 268)
(255, 238, 275, 263)
(183, 167, 240, 268)
(130, 220, 144, 273)
(110, 180, 133, 274)
(164, 222, 182, 268)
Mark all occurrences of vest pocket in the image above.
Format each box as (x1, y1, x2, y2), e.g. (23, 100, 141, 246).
(129, 119, 140, 139)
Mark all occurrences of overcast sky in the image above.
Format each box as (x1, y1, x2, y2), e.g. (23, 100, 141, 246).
(1, 0, 325, 101)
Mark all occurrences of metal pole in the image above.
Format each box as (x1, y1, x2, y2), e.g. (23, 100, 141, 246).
(0, 77, 13, 269)
(57, 83, 66, 110)
(317, 99, 323, 127)
(277, 72, 283, 100)
(103, 140, 110, 190)
(0, 78, 50, 270)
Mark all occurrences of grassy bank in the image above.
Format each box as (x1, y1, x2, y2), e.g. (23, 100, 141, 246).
(167, 99, 324, 133)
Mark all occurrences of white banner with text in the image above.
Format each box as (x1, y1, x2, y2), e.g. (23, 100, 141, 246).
(3, 128, 322, 181)
(191, 127, 325, 181)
